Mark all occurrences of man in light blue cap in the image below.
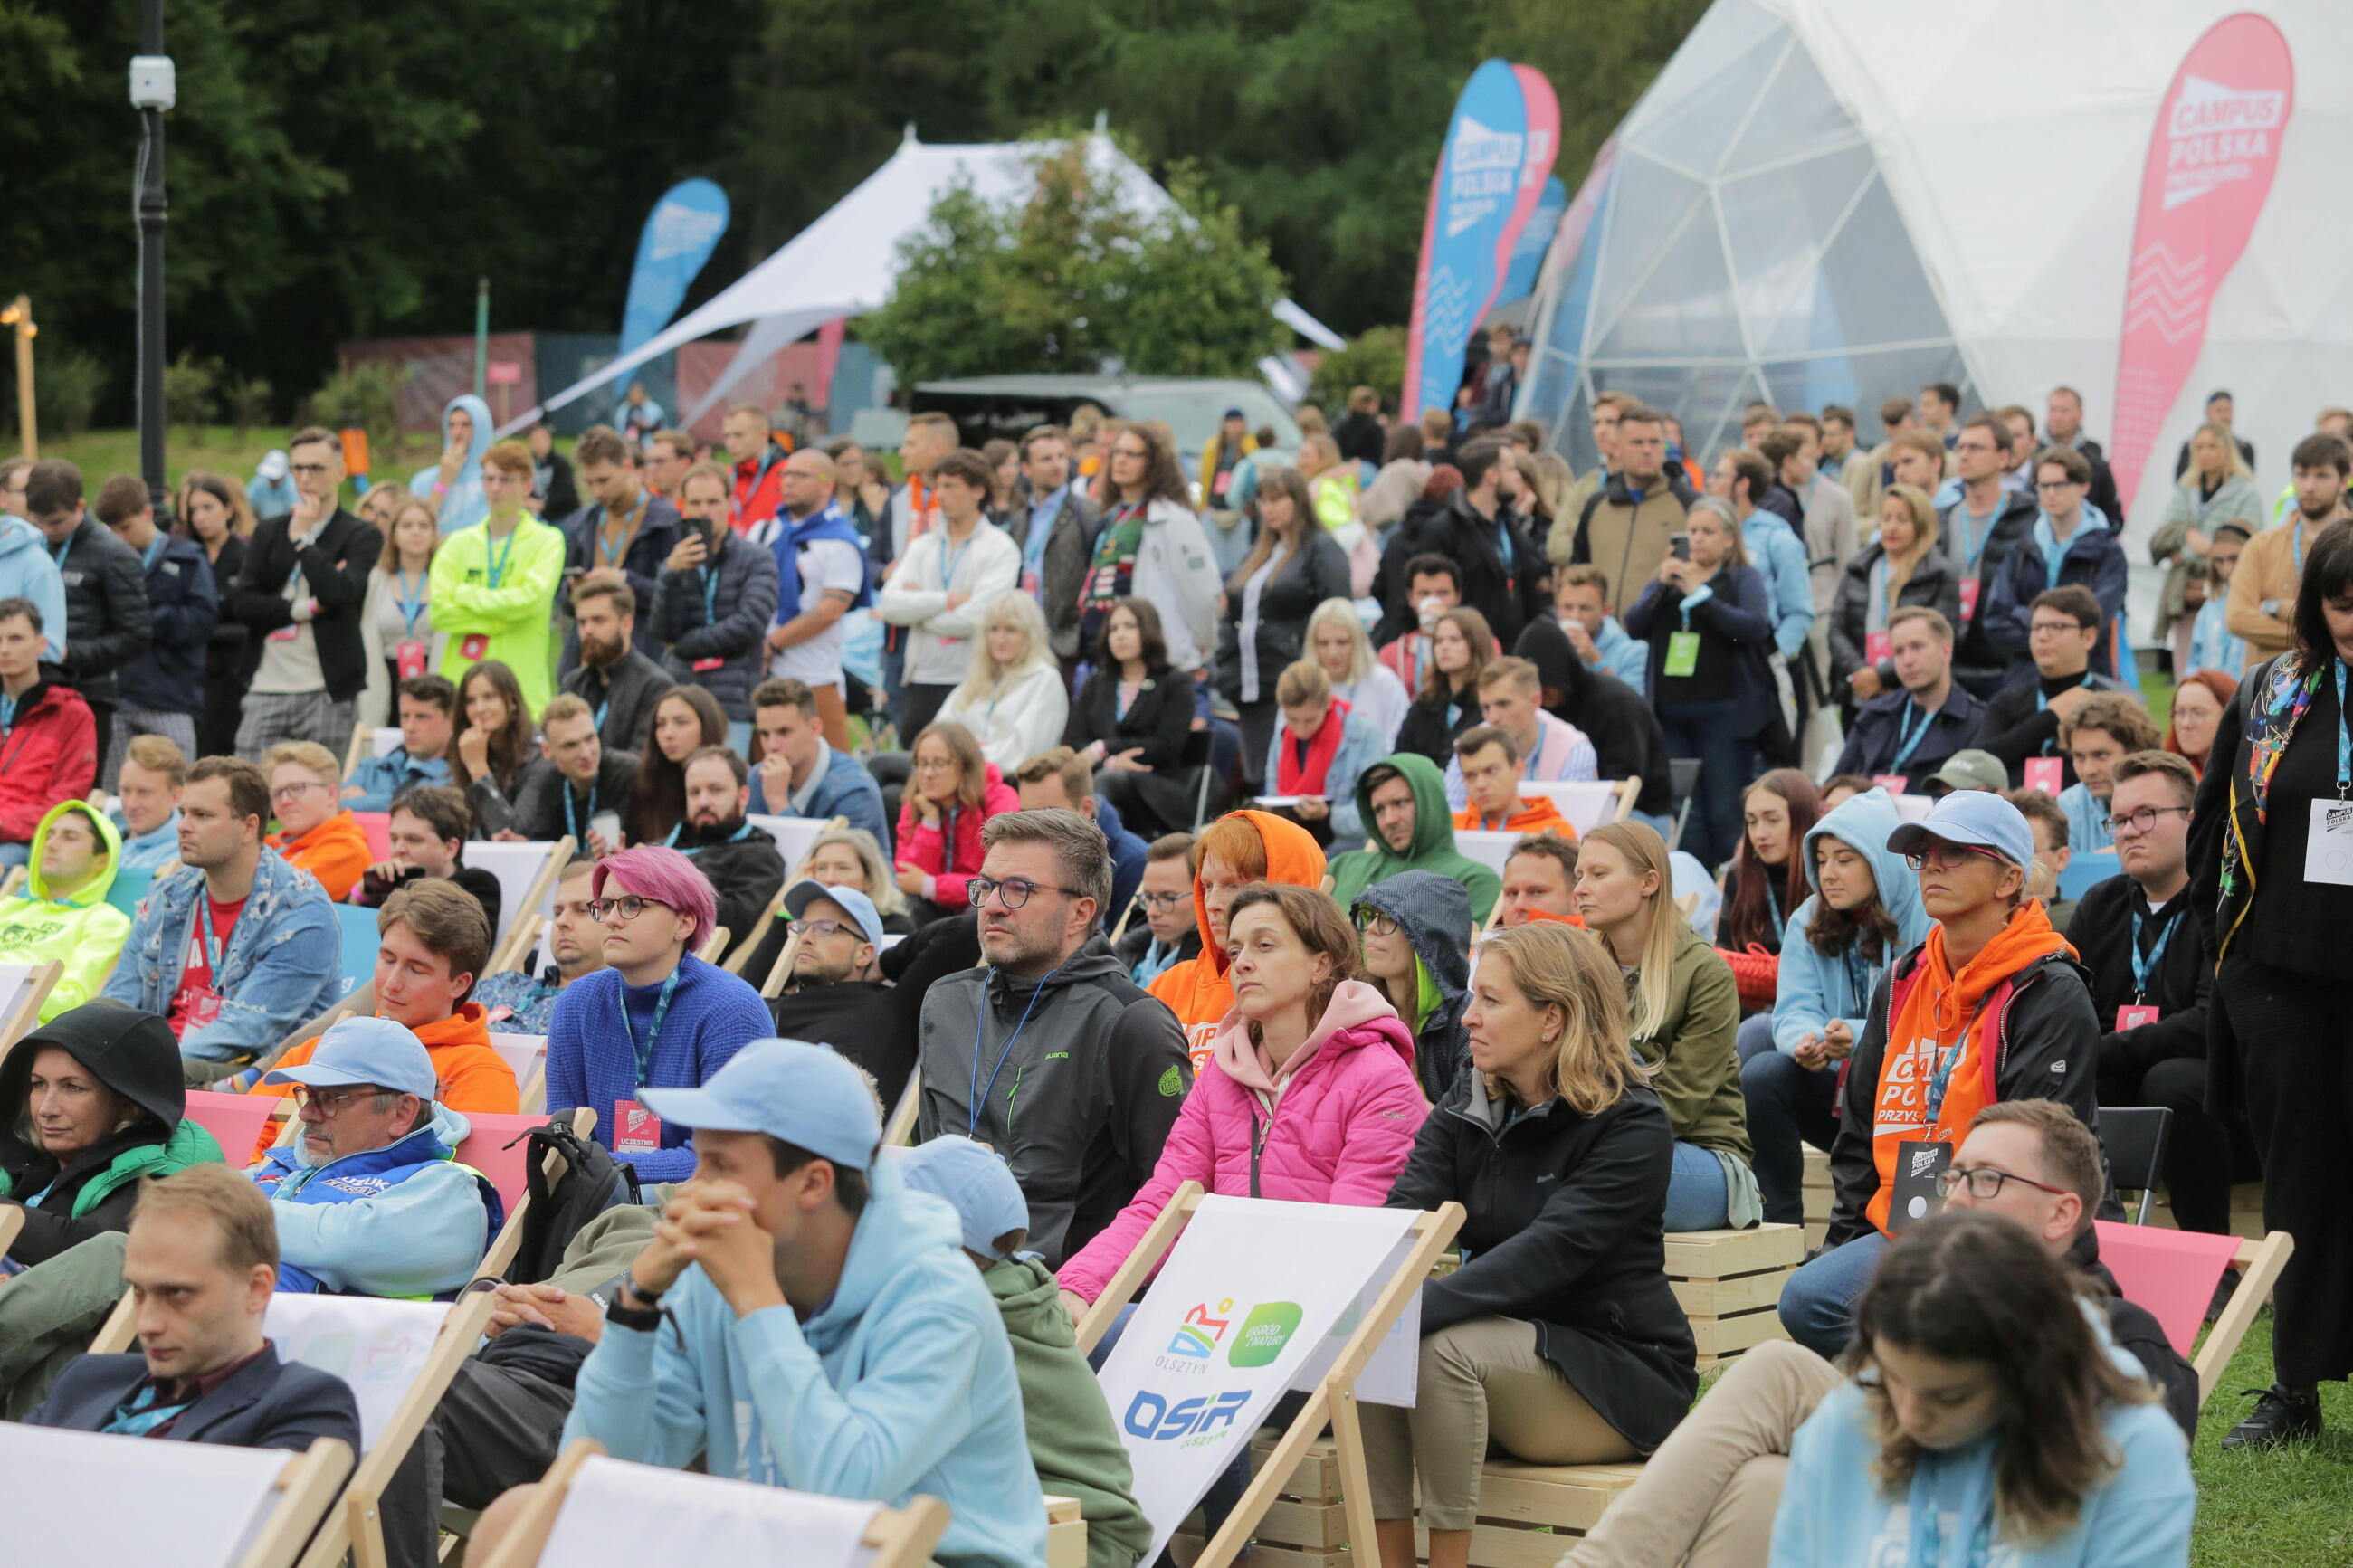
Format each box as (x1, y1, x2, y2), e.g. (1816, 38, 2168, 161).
(248, 1016, 502, 1297)
(767, 878, 910, 1107)
(549, 1039, 1049, 1568)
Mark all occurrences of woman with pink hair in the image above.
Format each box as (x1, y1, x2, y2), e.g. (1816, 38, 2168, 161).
(544, 846, 774, 1181)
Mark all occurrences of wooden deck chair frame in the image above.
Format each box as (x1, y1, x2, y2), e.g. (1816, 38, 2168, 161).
(882, 1068, 921, 1147)
(694, 926, 731, 965)
(477, 1107, 601, 1284)
(0, 1202, 22, 1259)
(237, 1437, 361, 1568)
(1073, 1183, 1467, 1568)
(1107, 889, 1144, 945)
(758, 926, 805, 999)
(2196, 1231, 2295, 1407)
(0, 863, 26, 900)
(0, 958, 62, 1051)
(479, 1439, 950, 1568)
(342, 719, 372, 784)
(486, 837, 579, 975)
(724, 883, 793, 974)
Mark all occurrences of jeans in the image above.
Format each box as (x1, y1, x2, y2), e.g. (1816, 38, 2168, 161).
(1777, 1231, 1890, 1359)
(1658, 699, 1754, 869)
(1663, 1140, 1733, 1232)
(1740, 1048, 1841, 1227)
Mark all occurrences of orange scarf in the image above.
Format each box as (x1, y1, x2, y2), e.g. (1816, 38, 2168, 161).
(1866, 903, 2072, 1234)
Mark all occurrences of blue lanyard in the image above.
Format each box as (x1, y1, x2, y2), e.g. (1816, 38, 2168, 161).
(2295, 521, 2310, 579)
(1905, 1451, 1993, 1568)
(1891, 698, 1935, 771)
(938, 527, 976, 591)
(1923, 1023, 1975, 1123)
(395, 570, 426, 635)
(198, 894, 235, 979)
(562, 781, 597, 843)
(700, 561, 721, 623)
(1953, 505, 1996, 571)
(483, 523, 520, 589)
(0, 693, 14, 737)
(621, 966, 683, 1083)
(597, 499, 644, 565)
(48, 535, 71, 568)
(141, 536, 168, 573)
(666, 820, 753, 850)
(2335, 659, 2352, 799)
(2129, 903, 2184, 1001)
(968, 964, 1061, 1138)
(2033, 672, 2095, 754)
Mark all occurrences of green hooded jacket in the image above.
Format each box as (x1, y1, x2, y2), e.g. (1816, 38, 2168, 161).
(0, 801, 132, 1022)
(985, 1257, 1151, 1568)
(0, 1117, 227, 1218)
(1325, 753, 1500, 922)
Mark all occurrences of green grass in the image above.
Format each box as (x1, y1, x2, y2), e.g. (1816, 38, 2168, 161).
(4, 425, 446, 501)
(2191, 1313, 2353, 1564)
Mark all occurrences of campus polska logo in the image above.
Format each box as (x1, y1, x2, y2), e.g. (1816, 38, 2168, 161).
(1124, 1297, 1307, 1448)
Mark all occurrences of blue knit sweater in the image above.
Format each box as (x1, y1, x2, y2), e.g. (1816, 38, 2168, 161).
(546, 954, 773, 1183)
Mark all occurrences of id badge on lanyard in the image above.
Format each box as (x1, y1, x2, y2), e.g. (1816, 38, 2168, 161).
(1663, 631, 1700, 679)
(614, 1099, 663, 1154)
(396, 641, 429, 679)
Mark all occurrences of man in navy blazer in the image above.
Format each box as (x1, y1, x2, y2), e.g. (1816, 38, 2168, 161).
(26, 1164, 358, 1454)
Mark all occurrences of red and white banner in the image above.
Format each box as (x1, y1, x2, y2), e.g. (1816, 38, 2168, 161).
(2107, 13, 2292, 509)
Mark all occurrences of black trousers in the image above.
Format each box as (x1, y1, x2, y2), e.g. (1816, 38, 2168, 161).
(377, 1355, 576, 1566)
(900, 681, 955, 743)
(2097, 1055, 2257, 1237)
(2217, 951, 2353, 1385)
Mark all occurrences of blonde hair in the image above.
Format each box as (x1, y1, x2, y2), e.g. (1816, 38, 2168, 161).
(1275, 659, 1331, 708)
(955, 588, 1054, 701)
(1474, 922, 1649, 1116)
(2184, 419, 2252, 482)
(1305, 598, 1376, 684)
(264, 740, 341, 789)
(1580, 821, 1682, 1041)
(796, 826, 907, 917)
(1879, 483, 1940, 597)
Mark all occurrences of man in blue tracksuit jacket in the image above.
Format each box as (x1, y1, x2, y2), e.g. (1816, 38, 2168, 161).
(564, 1040, 1049, 1568)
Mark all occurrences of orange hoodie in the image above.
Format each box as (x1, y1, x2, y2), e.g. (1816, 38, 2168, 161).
(1452, 796, 1572, 838)
(243, 1002, 519, 1163)
(1148, 811, 1329, 1071)
(269, 811, 374, 902)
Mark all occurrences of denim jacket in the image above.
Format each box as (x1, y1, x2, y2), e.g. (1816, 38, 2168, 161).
(103, 850, 343, 1061)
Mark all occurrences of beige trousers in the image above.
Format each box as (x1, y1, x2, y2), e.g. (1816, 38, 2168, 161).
(1360, 1317, 1637, 1530)
(1557, 1338, 1843, 1568)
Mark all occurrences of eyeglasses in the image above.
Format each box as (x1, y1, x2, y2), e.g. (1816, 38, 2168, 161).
(1903, 842, 2010, 873)
(291, 1085, 383, 1118)
(586, 895, 673, 924)
(912, 755, 957, 774)
(786, 917, 859, 938)
(271, 781, 328, 801)
(1932, 1164, 2070, 1201)
(1138, 890, 1189, 911)
(2027, 620, 2087, 637)
(967, 876, 1081, 909)
(1354, 908, 1400, 936)
(2103, 804, 2192, 837)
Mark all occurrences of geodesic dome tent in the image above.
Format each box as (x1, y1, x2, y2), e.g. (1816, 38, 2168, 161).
(1521, 0, 2352, 554)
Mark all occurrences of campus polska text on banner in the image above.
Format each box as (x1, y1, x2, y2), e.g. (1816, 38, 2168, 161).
(1095, 1197, 1423, 1562)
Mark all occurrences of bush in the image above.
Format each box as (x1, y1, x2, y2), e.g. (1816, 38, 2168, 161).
(16, 347, 107, 441)
(163, 350, 219, 444)
(306, 360, 406, 451)
(1309, 326, 1408, 416)
(224, 375, 273, 443)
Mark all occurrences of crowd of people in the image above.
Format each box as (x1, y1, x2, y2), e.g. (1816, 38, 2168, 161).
(3, 371, 2350, 1565)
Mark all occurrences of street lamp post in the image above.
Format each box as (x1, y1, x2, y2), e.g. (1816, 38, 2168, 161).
(130, 3, 173, 513)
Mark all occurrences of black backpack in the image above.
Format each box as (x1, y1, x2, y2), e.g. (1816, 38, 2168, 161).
(501, 1117, 641, 1286)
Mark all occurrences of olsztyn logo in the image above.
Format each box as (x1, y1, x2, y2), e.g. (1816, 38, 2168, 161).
(1163, 1299, 1233, 1362)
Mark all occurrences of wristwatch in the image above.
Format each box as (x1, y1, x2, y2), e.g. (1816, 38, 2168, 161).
(607, 1280, 664, 1332)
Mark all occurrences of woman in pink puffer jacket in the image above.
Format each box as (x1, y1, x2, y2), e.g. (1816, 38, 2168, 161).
(1058, 883, 1430, 1309)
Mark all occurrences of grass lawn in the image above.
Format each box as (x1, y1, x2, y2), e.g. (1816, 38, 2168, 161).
(2192, 1313, 2353, 1563)
(4, 425, 444, 500)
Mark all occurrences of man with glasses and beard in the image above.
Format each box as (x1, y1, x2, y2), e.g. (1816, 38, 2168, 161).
(914, 809, 1190, 1265)
(765, 879, 910, 1108)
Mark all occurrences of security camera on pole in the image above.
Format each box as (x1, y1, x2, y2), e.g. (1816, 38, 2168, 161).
(130, 16, 174, 514)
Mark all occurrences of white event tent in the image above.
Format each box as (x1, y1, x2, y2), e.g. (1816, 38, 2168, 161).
(510, 131, 1342, 435)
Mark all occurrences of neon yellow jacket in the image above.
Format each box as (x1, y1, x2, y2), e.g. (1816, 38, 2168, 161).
(428, 509, 567, 711)
(0, 801, 132, 1021)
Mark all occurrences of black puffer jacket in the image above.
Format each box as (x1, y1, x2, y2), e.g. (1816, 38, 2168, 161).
(1352, 870, 1471, 1103)
(45, 518, 155, 706)
(1512, 615, 1672, 817)
(670, 816, 786, 965)
(655, 526, 781, 721)
(1826, 541, 1964, 691)
(1215, 530, 1352, 705)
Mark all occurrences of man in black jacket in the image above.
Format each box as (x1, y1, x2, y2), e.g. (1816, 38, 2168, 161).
(26, 1164, 361, 1452)
(1418, 441, 1546, 647)
(1830, 607, 1984, 792)
(672, 746, 786, 968)
(94, 472, 214, 774)
(1967, 585, 2131, 791)
(1511, 610, 1672, 821)
(655, 462, 780, 730)
(1935, 421, 2038, 697)
(559, 574, 672, 755)
(767, 879, 908, 1109)
(229, 427, 380, 756)
(557, 424, 680, 671)
(508, 694, 636, 851)
(24, 460, 153, 779)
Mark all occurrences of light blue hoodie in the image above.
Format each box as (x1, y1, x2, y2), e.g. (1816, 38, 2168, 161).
(566, 1161, 1050, 1568)
(0, 515, 69, 661)
(108, 807, 181, 873)
(1741, 510, 1815, 660)
(249, 1102, 497, 1298)
(409, 393, 494, 533)
(1771, 788, 1933, 1056)
(1592, 614, 1650, 696)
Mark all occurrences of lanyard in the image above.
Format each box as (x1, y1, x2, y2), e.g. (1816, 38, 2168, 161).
(141, 536, 168, 573)
(938, 526, 976, 593)
(2129, 903, 2184, 1001)
(1891, 698, 1935, 771)
(1952, 505, 1996, 572)
(968, 964, 1061, 1138)
(1923, 1022, 1975, 1123)
(562, 780, 598, 843)
(48, 534, 71, 568)
(198, 894, 235, 978)
(0, 693, 14, 737)
(621, 966, 683, 1082)
(395, 570, 426, 635)
(2033, 672, 2095, 754)
(2295, 520, 2310, 579)
(482, 523, 520, 589)
(1905, 1451, 1993, 1568)
(700, 561, 721, 623)
(599, 499, 645, 565)
(2335, 658, 2351, 801)
(666, 820, 753, 850)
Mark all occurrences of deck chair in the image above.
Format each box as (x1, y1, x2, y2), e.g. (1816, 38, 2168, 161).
(1106, 889, 1144, 944)
(351, 811, 393, 863)
(466, 1107, 600, 1283)
(485, 914, 550, 978)
(2097, 1105, 2172, 1225)
(759, 924, 805, 999)
(1666, 758, 1701, 853)
(0, 1423, 353, 1568)
(343, 720, 372, 781)
(0, 958, 63, 1051)
(0, 1202, 22, 1258)
(465, 838, 576, 959)
(694, 926, 731, 964)
(488, 1034, 549, 1114)
(105, 865, 157, 918)
(749, 813, 845, 876)
(336, 905, 383, 998)
(0, 863, 26, 900)
(1518, 779, 1638, 836)
(883, 1069, 922, 1147)
(1452, 829, 1519, 879)
(185, 1089, 282, 1164)
(476, 1440, 948, 1568)
(2094, 1221, 2296, 1406)
(1078, 1185, 1465, 1568)
(725, 884, 793, 974)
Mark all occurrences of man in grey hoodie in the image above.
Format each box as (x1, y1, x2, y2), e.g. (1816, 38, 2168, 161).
(915, 809, 1191, 1265)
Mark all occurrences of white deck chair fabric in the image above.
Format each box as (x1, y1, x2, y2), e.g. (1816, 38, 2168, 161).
(462, 841, 559, 946)
(750, 813, 832, 873)
(488, 1034, 548, 1086)
(264, 1295, 449, 1452)
(1517, 779, 1621, 836)
(372, 728, 404, 758)
(1451, 829, 1519, 878)
(542, 1453, 882, 1568)
(0, 1421, 300, 1562)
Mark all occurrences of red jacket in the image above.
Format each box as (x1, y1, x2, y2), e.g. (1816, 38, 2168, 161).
(0, 681, 97, 843)
(732, 442, 791, 536)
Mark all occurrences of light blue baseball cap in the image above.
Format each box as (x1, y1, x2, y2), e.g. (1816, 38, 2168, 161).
(262, 1016, 438, 1099)
(895, 1136, 1030, 1259)
(783, 879, 884, 947)
(1886, 787, 2036, 870)
(638, 1039, 881, 1171)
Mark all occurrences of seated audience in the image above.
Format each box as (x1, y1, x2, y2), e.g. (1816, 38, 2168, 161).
(899, 1136, 1152, 1568)
(1118, 832, 1200, 988)
(2058, 692, 2161, 855)
(1778, 789, 2099, 1357)
(1, 1007, 221, 1271)
(546, 846, 771, 1183)
(767, 879, 910, 1109)
(1069, 598, 1200, 841)
(653, 460, 780, 733)
(1367, 922, 1696, 1568)
(1261, 658, 1385, 846)
(1830, 608, 1986, 791)
(110, 733, 186, 872)
(1574, 822, 1757, 1231)
(450, 660, 538, 835)
(746, 677, 891, 852)
(1740, 788, 1932, 1227)
(895, 720, 1019, 922)
(1542, 562, 1650, 694)
(1982, 444, 2131, 683)
(26, 1165, 361, 1450)
(1826, 483, 1960, 707)
(1715, 769, 1817, 960)
(1971, 585, 2130, 790)
(508, 692, 636, 851)
(671, 745, 788, 964)
(560, 573, 673, 754)
(628, 683, 728, 847)
(1495, 833, 1581, 927)
(1512, 592, 1674, 826)
(1308, 596, 1412, 747)
(1392, 605, 1494, 767)
(1921, 748, 2008, 797)
(1441, 657, 1598, 808)
(1817, 774, 1872, 812)
(916, 810, 1189, 1266)
(1016, 746, 1147, 930)
(346, 673, 457, 811)
(473, 857, 604, 1032)
(519, 1040, 1049, 1568)
(1328, 755, 1501, 924)
(0, 802, 133, 1021)
(738, 824, 915, 982)
(1148, 811, 1328, 1066)
(1450, 724, 1569, 835)
(105, 756, 341, 1068)
(0, 597, 97, 866)
(2007, 786, 2080, 933)
(1373, 553, 1462, 692)
(262, 741, 373, 901)
(352, 785, 505, 931)
(938, 589, 1070, 771)
(252, 1018, 503, 1297)
(1769, 1211, 2191, 1564)
(1352, 870, 1473, 1103)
